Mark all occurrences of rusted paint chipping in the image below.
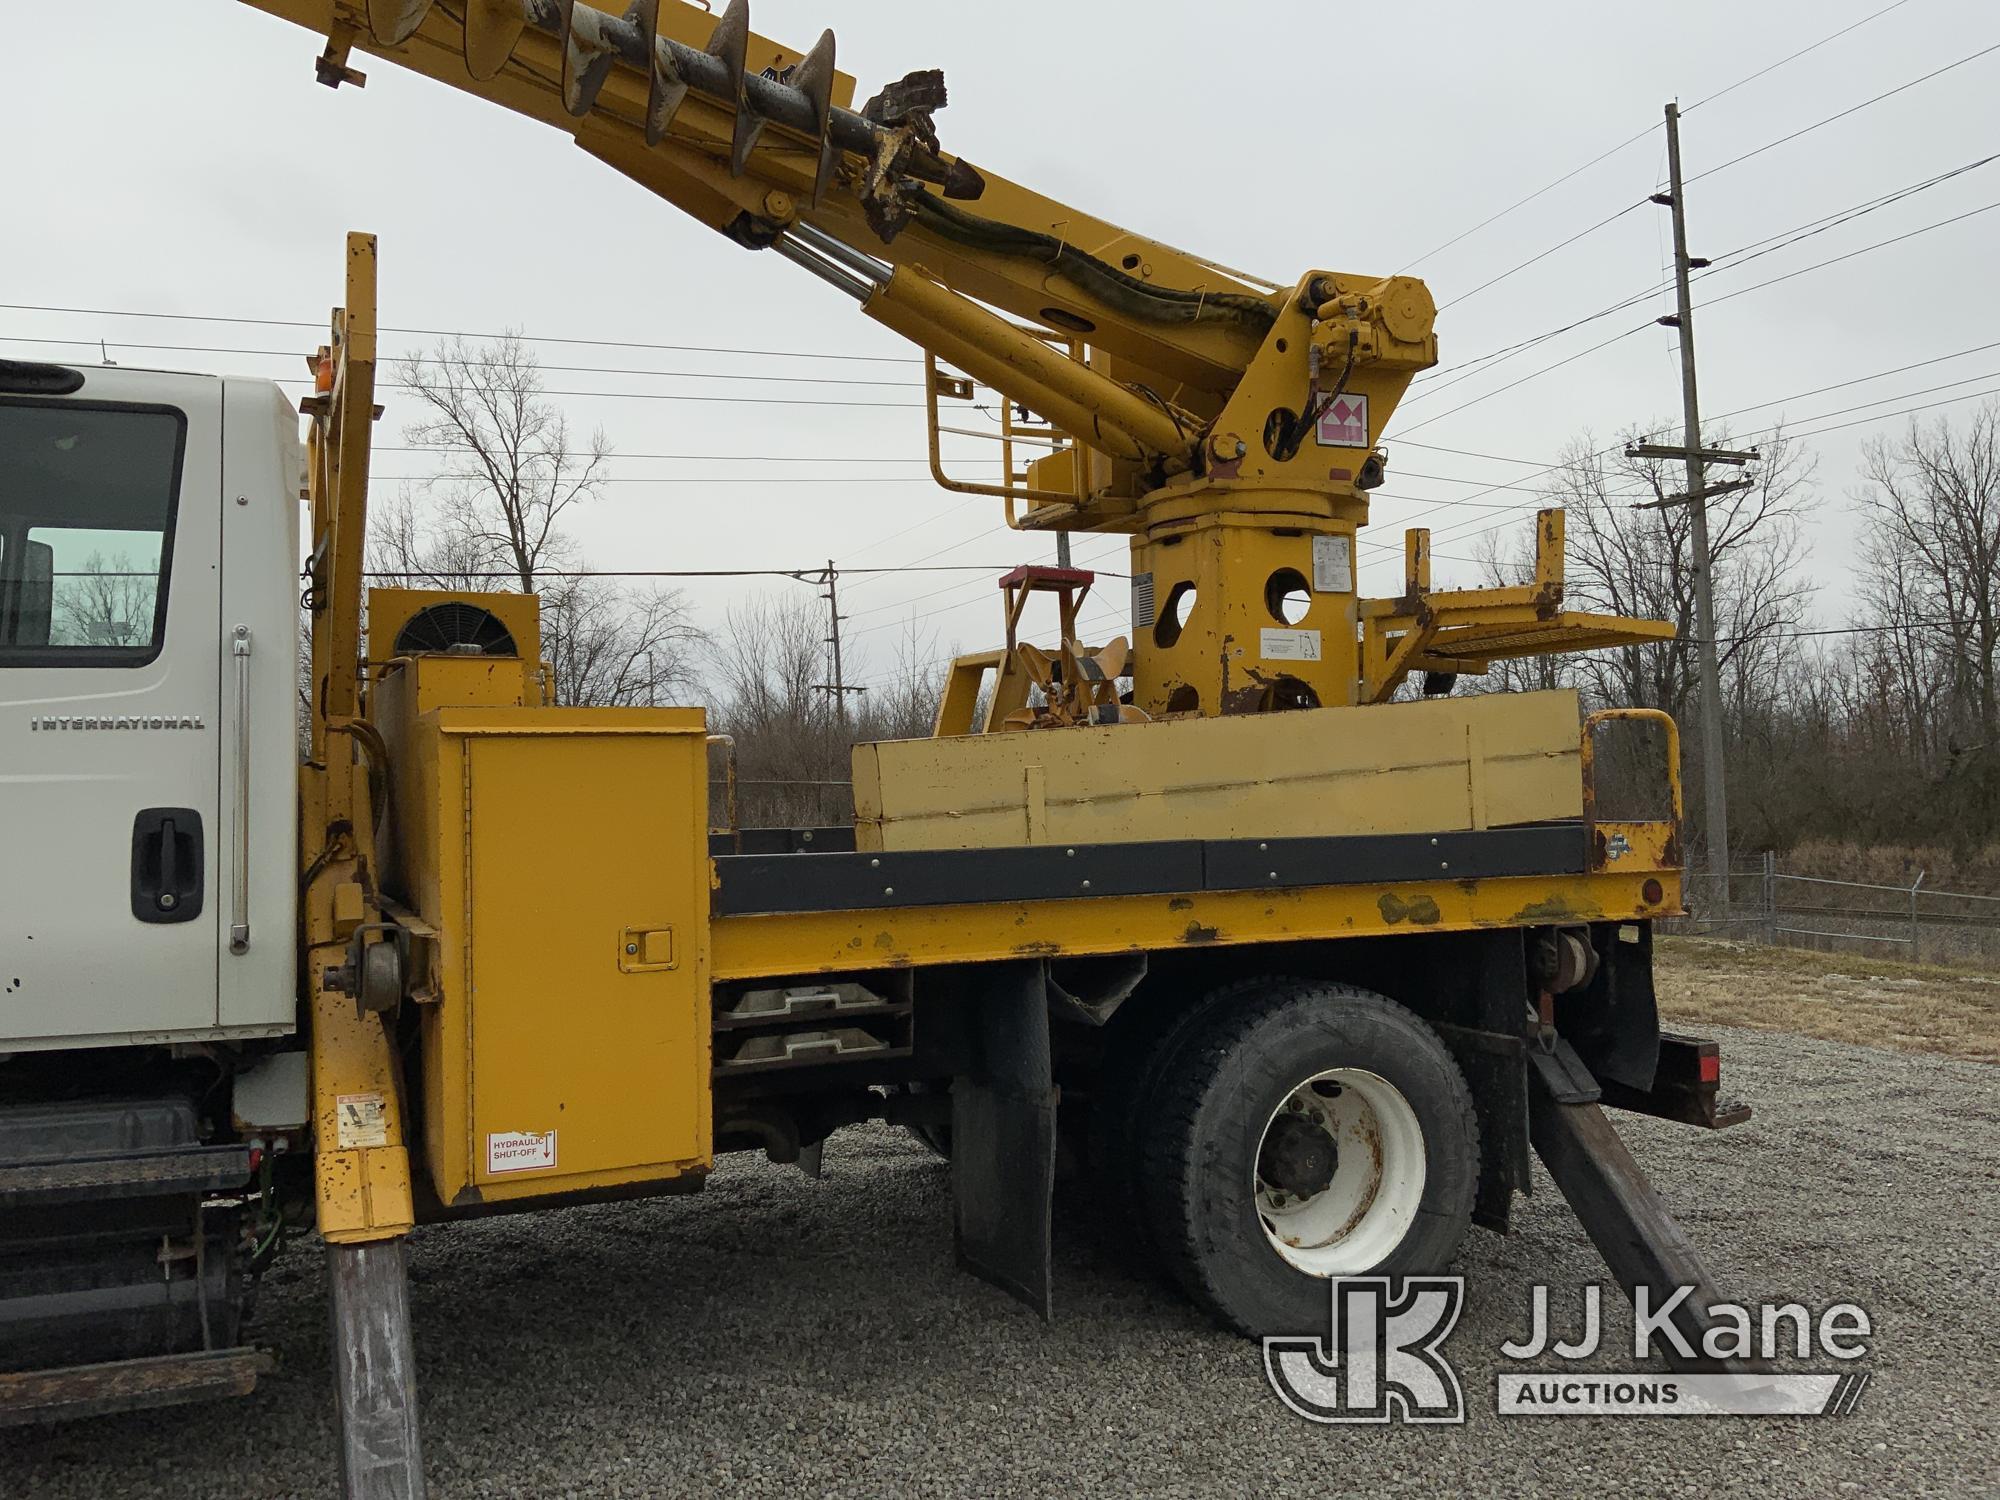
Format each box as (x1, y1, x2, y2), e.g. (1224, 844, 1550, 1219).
(1376, 892, 1442, 926)
(1510, 895, 1587, 923)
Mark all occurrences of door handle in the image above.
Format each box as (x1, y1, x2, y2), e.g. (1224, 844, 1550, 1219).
(230, 624, 252, 953)
(132, 808, 204, 923)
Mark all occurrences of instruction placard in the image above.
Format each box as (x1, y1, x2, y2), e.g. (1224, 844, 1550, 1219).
(1311, 534, 1354, 593)
(1130, 571, 1155, 638)
(335, 1092, 389, 1150)
(1260, 628, 1323, 662)
(487, 1130, 558, 1174)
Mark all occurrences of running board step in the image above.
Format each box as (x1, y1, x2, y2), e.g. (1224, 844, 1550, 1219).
(0, 1348, 273, 1427)
(0, 1145, 253, 1206)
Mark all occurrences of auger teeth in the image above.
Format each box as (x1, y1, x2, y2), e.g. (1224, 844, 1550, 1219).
(462, 0, 527, 82)
(645, 37, 691, 146)
(364, 0, 435, 46)
(704, 0, 750, 78)
(557, 0, 621, 117)
(791, 28, 838, 206)
(704, 0, 765, 178)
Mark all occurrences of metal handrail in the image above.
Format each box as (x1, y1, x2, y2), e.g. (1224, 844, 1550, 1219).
(1580, 707, 1682, 823)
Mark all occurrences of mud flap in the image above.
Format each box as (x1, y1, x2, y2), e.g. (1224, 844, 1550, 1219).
(1528, 1044, 1767, 1375)
(950, 959, 1057, 1320)
(1435, 1023, 1530, 1234)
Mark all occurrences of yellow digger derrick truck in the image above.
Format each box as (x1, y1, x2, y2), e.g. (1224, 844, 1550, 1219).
(0, 2, 1755, 1492)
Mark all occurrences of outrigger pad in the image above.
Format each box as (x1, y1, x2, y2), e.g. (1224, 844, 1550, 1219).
(950, 960, 1057, 1320)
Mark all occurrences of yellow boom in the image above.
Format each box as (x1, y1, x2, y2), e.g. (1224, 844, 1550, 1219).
(238, 0, 1670, 719)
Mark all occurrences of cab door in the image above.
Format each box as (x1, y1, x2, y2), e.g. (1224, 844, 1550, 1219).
(0, 365, 223, 1046)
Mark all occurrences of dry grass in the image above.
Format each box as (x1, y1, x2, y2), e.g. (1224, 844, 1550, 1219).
(1785, 839, 2000, 894)
(1656, 935, 2000, 1064)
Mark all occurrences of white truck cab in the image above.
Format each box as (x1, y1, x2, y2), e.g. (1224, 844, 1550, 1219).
(1, 359, 302, 1049)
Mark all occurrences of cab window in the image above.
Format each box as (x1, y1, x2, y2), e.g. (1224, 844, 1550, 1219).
(0, 399, 186, 665)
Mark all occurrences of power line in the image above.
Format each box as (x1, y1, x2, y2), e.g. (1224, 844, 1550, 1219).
(1702, 153, 1998, 273)
(1397, 127, 1658, 276)
(320, 177, 2000, 432)
(844, 541, 1130, 639)
(1391, 439, 1559, 467)
(1428, 35, 1997, 318)
(1776, 380, 2000, 441)
(1681, 0, 1918, 115)
(0, 335, 916, 388)
(359, 563, 1075, 580)
(308, 381, 924, 410)
(378, 446, 936, 463)
(1687, 39, 2000, 187)
(1392, 0, 1916, 272)
(1408, 149, 1998, 400)
(1392, 320, 1657, 435)
(374, 475, 954, 485)
(1391, 191, 2000, 437)
(0, 302, 920, 364)
(1697, 198, 2000, 315)
(841, 510, 1073, 597)
(1391, 378, 2000, 560)
(1436, 198, 1650, 313)
(1711, 618, 1956, 644)
(1707, 337, 2000, 423)
(837, 495, 985, 559)
(1735, 367, 2000, 431)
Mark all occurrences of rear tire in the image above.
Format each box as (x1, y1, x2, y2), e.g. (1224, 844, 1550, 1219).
(1086, 977, 1269, 1267)
(1139, 978, 1479, 1336)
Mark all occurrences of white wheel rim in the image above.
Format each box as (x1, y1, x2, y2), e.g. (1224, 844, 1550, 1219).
(1252, 1067, 1427, 1276)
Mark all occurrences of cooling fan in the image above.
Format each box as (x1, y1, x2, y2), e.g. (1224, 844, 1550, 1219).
(390, 600, 519, 657)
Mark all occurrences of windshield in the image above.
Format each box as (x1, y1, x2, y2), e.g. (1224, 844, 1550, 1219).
(0, 398, 185, 665)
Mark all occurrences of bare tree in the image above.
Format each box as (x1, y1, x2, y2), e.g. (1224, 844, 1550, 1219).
(542, 575, 701, 707)
(370, 335, 701, 705)
(858, 615, 950, 742)
(708, 593, 843, 825)
(1470, 425, 1816, 855)
(706, 595, 952, 826)
(1477, 425, 1815, 724)
(51, 550, 158, 647)
(397, 334, 606, 591)
(1853, 402, 2000, 831)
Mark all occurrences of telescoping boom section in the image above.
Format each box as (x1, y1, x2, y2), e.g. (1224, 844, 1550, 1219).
(239, 0, 1670, 717)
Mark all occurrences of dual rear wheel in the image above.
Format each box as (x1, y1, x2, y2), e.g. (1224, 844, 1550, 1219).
(1101, 978, 1480, 1335)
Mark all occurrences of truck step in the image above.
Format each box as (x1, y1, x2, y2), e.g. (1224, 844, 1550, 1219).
(0, 1347, 273, 1427)
(0, 1098, 253, 1206)
(0, 1145, 253, 1206)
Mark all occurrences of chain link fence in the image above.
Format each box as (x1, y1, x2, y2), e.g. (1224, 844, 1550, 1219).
(1669, 855, 2000, 971)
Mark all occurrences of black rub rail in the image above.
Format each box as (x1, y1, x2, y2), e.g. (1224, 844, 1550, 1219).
(712, 824, 1586, 916)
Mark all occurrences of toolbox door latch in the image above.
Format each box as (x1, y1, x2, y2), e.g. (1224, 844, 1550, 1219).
(618, 926, 677, 972)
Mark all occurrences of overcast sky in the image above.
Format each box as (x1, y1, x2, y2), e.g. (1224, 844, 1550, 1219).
(5, 0, 1994, 689)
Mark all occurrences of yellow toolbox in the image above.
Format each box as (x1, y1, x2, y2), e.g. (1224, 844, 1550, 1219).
(386, 706, 713, 1206)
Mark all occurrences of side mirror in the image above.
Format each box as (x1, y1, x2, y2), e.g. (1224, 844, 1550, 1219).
(15, 539, 54, 646)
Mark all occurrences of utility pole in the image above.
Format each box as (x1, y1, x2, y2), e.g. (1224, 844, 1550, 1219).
(813, 559, 866, 727)
(1626, 101, 1760, 917)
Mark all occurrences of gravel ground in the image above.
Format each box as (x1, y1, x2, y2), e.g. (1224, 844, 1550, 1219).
(6, 1024, 1996, 1499)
